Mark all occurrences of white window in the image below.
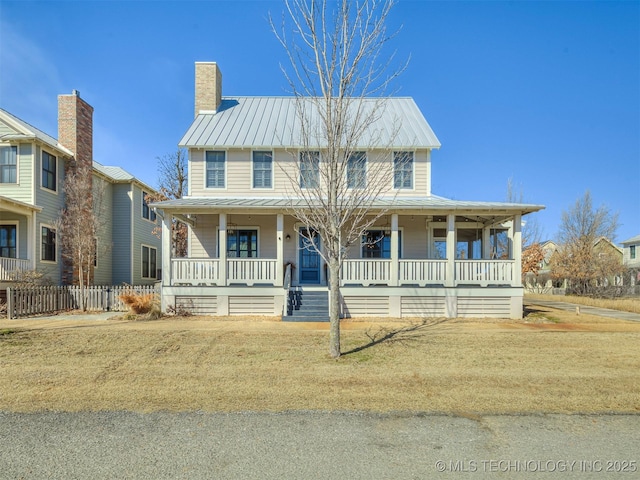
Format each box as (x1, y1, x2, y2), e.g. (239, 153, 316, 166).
(253, 151, 273, 188)
(206, 151, 226, 188)
(141, 245, 157, 279)
(142, 192, 156, 222)
(347, 152, 366, 189)
(393, 151, 413, 189)
(42, 151, 57, 191)
(300, 151, 319, 189)
(41, 225, 56, 262)
(0, 145, 17, 183)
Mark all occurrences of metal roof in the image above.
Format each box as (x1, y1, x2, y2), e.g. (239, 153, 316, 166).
(621, 234, 640, 245)
(179, 97, 441, 149)
(151, 195, 543, 215)
(0, 108, 74, 156)
(92, 161, 156, 193)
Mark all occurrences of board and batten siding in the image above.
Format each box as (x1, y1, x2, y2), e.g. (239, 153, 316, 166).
(188, 148, 432, 198)
(111, 183, 133, 284)
(0, 142, 33, 204)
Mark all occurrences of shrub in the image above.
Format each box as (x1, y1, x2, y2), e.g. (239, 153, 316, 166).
(119, 291, 156, 314)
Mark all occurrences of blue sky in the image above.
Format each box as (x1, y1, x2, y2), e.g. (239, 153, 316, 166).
(1, 0, 638, 243)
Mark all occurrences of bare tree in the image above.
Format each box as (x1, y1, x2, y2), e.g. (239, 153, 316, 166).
(58, 162, 110, 310)
(550, 190, 624, 296)
(272, 0, 406, 358)
(506, 177, 542, 247)
(147, 149, 188, 257)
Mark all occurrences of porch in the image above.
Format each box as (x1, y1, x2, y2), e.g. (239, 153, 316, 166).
(0, 257, 31, 281)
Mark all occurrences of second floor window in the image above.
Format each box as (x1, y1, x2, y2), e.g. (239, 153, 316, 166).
(42, 151, 57, 191)
(300, 151, 319, 189)
(41, 226, 56, 262)
(347, 151, 367, 189)
(0, 145, 17, 184)
(253, 151, 273, 188)
(631, 245, 636, 260)
(206, 151, 225, 188)
(142, 192, 156, 222)
(393, 151, 413, 189)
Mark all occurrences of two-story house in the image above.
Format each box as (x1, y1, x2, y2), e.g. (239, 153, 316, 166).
(621, 235, 640, 270)
(0, 91, 162, 287)
(153, 62, 543, 319)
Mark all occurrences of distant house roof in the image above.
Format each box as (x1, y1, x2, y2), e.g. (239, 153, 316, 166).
(0, 108, 74, 156)
(93, 161, 156, 193)
(179, 97, 441, 149)
(621, 234, 640, 245)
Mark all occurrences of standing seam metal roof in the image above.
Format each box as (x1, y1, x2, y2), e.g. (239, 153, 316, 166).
(179, 97, 441, 149)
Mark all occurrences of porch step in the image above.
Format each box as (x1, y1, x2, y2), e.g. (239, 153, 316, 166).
(284, 289, 329, 322)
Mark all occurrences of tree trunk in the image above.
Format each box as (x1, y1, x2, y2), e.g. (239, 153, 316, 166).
(328, 259, 341, 358)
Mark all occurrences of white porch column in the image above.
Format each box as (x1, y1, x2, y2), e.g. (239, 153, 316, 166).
(425, 217, 432, 258)
(390, 214, 399, 286)
(219, 213, 227, 286)
(445, 214, 455, 287)
(276, 214, 284, 286)
(482, 226, 491, 259)
(513, 213, 522, 287)
(29, 212, 37, 269)
(161, 213, 172, 286)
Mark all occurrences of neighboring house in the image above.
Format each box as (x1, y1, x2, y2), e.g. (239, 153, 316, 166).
(621, 234, 640, 269)
(152, 62, 543, 319)
(0, 91, 161, 287)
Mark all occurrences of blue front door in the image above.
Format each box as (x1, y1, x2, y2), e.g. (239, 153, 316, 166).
(299, 228, 321, 284)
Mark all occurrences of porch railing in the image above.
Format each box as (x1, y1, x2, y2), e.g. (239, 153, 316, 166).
(341, 259, 392, 286)
(170, 258, 277, 286)
(228, 258, 277, 286)
(169, 258, 515, 287)
(399, 259, 447, 286)
(455, 260, 514, 286)
(0, 257, 31, 281)
(171, 258, 221, 285)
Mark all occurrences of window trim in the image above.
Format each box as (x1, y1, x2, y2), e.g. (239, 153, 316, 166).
(141, 244, 158, 279)
(299, 151, 320, 189)
(252, 150, 274, 189)
(40, 149, 58, 193)
(393, 151, 414, 190)
(347, 151, 367, 189)
(40, 224, 57, 264)
(205, 150, 227, 189)
(142, 191, 157, 223)
(0, 144, 18, 185)
(360, 228, 403, 259)
(217, 225, 261, 257)
(631, 245, 637, 260)
(0, 221, 19, 259)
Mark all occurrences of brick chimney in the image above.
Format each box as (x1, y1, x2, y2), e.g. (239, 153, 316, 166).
(195, 62, 222, 117)
(58, 89, 93, 172)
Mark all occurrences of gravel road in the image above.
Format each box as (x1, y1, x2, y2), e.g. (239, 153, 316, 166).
(1, 412, 638, 479)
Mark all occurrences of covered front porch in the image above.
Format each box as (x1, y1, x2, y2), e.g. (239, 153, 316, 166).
(0, 195, 40, 281)
(153, 197, 538, 318)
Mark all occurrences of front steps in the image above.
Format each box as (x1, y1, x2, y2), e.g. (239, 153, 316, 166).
(284, 287, 329, 322)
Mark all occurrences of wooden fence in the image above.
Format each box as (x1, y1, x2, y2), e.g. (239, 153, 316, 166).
(5, 285, 159, 320)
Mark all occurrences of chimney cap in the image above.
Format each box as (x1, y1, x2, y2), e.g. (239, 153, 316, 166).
(72, 89, 80, 97)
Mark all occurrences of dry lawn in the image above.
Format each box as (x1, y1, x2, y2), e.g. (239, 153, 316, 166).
(526, 293, 640, 314)
(1, 305, 639, 414)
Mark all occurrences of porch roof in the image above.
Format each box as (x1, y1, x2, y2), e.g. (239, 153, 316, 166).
(0, 195, 42, 215)
(151, 195, 544, 217)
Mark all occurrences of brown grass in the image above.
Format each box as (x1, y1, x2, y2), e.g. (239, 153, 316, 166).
(119, 292, 156, 314)
(0, 306, 639, 414)
(526, 293, 640, 314)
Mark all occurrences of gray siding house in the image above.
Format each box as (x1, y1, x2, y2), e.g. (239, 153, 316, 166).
(153, 62, 543, 319)
(0, 91, 162, 287)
